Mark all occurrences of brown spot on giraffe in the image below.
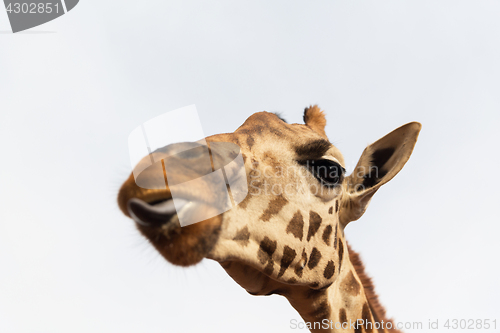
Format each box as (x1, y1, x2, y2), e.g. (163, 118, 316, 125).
(322, 224, 333, 246)
(294, 249, 308, 278)
(259, 195, 288, 222)
(246, 136, 255, 149)
(307, 247, 322, 269)
(286, 211, 304, 241)
(323, 260, 335, 279)
(340, 270, 361, 296)
(310, 282, 319, 288)
(258, 237, 277, 264)
(339, 308, 348, 326)
(237, 193, 251, 210)
(263, 260, 274, 275)
(362, 303, 374, 333)
(306, 211, 322, 241)
(333, 224, 338, 249)
(278, 246, 297, 278)
(233, 226, 250, 246)
(328, 206, 333, 214)
(253, 124, 265, 134)
(338, 238, 344, 272)
(263, 151, 280, 171)
(269, 126, 284, 138)
(309, 300, 331, 319)
(238, 165, 262, 210)
(335, 199, 339, 212)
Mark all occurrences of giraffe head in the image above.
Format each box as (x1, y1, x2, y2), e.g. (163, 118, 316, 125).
(118, 106, 421, 292)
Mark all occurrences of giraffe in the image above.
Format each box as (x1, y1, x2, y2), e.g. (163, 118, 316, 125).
(118, 106, 421, 332)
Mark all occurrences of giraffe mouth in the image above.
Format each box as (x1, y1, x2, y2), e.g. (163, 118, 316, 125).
(127, 198, 198, 229)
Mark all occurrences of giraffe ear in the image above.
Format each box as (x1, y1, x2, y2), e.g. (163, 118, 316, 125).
(303, 105, 328, 139)
(339, 122, 422, 226)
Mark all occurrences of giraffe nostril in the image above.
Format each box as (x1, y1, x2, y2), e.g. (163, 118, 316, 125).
(127, 198, 187, 227)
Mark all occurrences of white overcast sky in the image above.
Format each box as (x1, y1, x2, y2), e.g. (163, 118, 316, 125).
(1, 1, 499, 332)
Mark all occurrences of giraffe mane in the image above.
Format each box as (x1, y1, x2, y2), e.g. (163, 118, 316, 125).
(272, 112, 287, 123)
(347, 242, 401, 333)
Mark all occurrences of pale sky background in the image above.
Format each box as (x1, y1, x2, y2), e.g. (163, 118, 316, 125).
(1, 1, 499, 332)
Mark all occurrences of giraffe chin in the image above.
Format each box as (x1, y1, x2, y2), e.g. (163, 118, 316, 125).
(130, 198, 223, 267)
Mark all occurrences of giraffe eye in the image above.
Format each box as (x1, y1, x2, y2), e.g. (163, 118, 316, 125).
(306, 159, 345, 187)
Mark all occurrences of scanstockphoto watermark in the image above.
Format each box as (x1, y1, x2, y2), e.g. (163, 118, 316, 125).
(3, 0, 79, 33)
(290, 318, 498, 330)
(290, 319, 423, 331)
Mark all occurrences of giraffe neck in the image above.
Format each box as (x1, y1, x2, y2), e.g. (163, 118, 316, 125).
(221, 243, 398, 333)
(285, 244, 398, 333)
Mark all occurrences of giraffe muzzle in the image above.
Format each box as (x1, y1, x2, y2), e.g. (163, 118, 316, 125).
(128, 198, 188, 228)
(127, 197, 214, 231)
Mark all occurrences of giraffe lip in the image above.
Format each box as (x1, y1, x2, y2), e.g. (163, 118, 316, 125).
(127, 198, 189, 227)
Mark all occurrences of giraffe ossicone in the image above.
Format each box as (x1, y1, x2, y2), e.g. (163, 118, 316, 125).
(118, 105, 421, 332)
